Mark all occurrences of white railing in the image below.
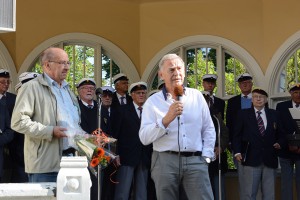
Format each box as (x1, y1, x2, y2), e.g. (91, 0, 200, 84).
(0, 156, 91, 200)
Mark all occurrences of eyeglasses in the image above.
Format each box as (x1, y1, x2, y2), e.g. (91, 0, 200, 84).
(80, 86, 96, 91)
(134, 91, 147, 95)
(49, 60, 72, 66)
(0, 80, 12, 85)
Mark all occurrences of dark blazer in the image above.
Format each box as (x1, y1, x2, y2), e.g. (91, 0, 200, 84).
(111, 102, 152, 168)
(78, 99, 113, 135)
(213, 96, 225, 119)
(2, 92, 16, 117)
(0, 104, 14, 177)
(208, 108, 229, 174)
(226, 95, 242, 143)
(276, 100, 300, 160)
(78, 99, 98, 134)
(111, 92, 132, 108)
(232, 107, 285, 168)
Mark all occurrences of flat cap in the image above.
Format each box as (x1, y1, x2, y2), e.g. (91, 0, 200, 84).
(289, 83, 300, 92)
(0, 69, 10, 78)
(202, 74, 218, 82)
(113, 73, 128, 84)
(19, 72, 39, 83)
(236, 73, 252, 82)
(76, 78, 96, 88)
(101, 86, 115, 94)
(252, 88, 268, 97)
(129, 81, 147, 94)
(15, 72, 39, 91)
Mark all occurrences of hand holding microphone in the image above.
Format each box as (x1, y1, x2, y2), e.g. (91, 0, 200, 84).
(162, 85, 184, 128)
(174, 85, 184, 119)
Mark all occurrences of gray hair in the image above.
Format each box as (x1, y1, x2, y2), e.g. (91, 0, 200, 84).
(158, 54, 184, 70)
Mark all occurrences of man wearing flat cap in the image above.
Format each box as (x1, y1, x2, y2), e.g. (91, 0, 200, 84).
(77, 78, 98, 135)
(77, 79, 115, 200)
(202, 74, 225, 119)
(0, 69, 15, 183)
(0, 69, 15, 118)
(226, 72, 253, 198)
(233, 88, 284, 200)
(276, 83, 300, 200)
(112, 81, 152, 200)
(201, 74, 228, 200)
(226, 73, 253, 142)
(111, 73, 132, 107)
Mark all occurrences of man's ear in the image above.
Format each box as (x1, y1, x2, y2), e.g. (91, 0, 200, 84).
(158, 71, 163, 81)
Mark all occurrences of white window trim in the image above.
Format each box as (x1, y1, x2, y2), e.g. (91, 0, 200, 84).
(265, 30, 300, 108)
(19, 33, 140, 84)
(0, 40, 17, 93)
(141, 35, 264, 99)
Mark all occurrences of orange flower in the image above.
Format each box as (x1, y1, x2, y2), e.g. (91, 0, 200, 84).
(90, 157, 100, 167)
(97, 148, 105, 157)
(105, 155, 111, 162)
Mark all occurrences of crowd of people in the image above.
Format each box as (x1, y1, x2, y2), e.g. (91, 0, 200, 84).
(0, 47, 299, 200)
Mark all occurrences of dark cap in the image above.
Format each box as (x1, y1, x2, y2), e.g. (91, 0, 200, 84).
(289, 83, 300, 92)
(0, 69, 10, 78)
(252, 88, 268, 97)
(113, 73, 129, 84)
(202, 74, 218, 82)
(129, 81, 147, 94)
(236, 73, 252, 82)
(76, 78, 96, 88)
(101, 86, 115, 94)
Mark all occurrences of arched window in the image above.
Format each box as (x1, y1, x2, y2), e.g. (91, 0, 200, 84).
(142, 35, 263, 100)
(266, 30, 300, 108)
(20, 33, 140, 93)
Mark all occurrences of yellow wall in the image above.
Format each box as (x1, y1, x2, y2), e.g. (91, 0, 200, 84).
(0, 0, 140, 72)
(1, 0, 300, 76)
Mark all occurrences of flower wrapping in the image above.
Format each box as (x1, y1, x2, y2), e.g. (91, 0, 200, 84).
(73, 131, 118, 169)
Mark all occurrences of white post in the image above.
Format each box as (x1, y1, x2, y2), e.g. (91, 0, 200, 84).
(57, 156, 91, 200)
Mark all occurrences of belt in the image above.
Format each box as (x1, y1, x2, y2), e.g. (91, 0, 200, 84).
(165, 151, 202, 157)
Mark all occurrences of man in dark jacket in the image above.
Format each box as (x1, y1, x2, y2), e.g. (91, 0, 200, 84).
(202, 74, 228, 200)
(233, 89, 285, 200)
(111, 73, 132, 108)
(112, 81, 152, 200)
(276, 83, 300, 200)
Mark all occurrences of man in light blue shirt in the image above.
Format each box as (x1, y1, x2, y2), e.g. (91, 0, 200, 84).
(11, 47, 82, 182)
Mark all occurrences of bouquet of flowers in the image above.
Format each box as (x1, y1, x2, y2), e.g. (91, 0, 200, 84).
(73, 128, 118, 169)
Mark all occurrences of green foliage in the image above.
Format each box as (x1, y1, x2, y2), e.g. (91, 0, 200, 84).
(186, 48, 246, 96)
(282, 49, 300, 91)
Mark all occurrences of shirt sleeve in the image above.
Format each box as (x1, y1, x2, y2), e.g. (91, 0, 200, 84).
(139, 97, 168, 146)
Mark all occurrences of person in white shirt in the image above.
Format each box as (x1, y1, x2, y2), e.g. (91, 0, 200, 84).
(139, 53, 215, 200)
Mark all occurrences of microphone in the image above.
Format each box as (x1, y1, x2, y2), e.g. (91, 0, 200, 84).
(174, 85, 184, 101)
(95, 87, 103, 99)
(174, 85, 184, 120)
